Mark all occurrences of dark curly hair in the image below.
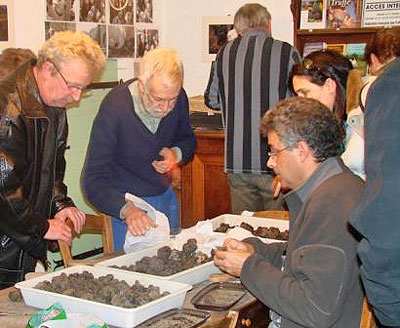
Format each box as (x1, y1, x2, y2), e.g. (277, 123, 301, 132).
(364, 27, 400, 66)
(261, 97, 345, 163)
(289, 49, 352, 122)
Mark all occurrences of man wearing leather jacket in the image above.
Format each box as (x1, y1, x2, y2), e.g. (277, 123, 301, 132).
(0, 31, 105, 288)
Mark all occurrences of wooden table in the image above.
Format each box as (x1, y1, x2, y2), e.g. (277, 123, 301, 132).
(0, 280, 269, 328)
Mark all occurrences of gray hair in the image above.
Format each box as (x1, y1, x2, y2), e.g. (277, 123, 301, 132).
(139, 47, 183, 89)
(37, 31, 105, 77)
(261, 97, 345, 162)
(234, 3, 271, 36)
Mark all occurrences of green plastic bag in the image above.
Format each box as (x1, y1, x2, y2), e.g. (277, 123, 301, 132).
(26, 302, 109, 328)
(26, 302, 66, 328)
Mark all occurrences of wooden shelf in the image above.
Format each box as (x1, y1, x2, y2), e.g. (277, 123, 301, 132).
(296, 27, 380, 36)
(291, 0, 379, 55)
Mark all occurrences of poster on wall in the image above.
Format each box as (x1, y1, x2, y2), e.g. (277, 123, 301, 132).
(136, 0, 152, 23)
(135, 28, 158, 57)
(202, 16, 234, 62)
(47, 0, 75, 21)
(0, 0, 14, 48)
(363, 0, 400, 27)
(108, 24, 135, 58)
(110, 0, 134, 24)
(79, 0, 106, 23)
(44, 0, 158, 59)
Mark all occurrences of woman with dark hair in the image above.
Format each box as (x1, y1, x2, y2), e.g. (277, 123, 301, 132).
(289, 49, 366, 178)
(289, 49, 352, 121)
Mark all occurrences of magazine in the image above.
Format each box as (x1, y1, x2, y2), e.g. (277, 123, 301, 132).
(327, 0, 362, 28)
(303, 41, 327, 57)
(300, 0, 327, 29)
(346, 43, 368, 75)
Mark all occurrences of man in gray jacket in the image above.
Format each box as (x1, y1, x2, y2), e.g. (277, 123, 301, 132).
(214, 97, 364, 327)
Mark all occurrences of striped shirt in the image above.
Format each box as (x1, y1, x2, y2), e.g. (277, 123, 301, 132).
(205, 29, 300, 174)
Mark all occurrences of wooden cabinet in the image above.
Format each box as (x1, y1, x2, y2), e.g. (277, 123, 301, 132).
(180, 130, 231, 228)
(290, 0, 380, 55)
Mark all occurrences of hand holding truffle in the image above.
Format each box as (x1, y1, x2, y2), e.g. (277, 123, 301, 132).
(213, 238, 255, 277)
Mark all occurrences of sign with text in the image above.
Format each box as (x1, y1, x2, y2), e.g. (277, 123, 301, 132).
(363, 0, 400, 27)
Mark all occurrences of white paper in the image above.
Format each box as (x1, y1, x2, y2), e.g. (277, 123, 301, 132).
(123, 193, 170, 253)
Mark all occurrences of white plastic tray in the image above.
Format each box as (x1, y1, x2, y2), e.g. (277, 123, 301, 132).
(209, 214, 289, 243)
(95, 242, 221, 285)
(15, 265, 191, 328)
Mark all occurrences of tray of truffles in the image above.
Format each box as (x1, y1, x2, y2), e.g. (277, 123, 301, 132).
(95, 239, 221, 285)
(136, 308, 210, 328)
(190, 281, 247, 311)
(15, 265, 191, 328)
(210, 214, 289, 243)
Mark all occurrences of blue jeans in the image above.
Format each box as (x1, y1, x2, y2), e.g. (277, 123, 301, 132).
(112, 187, 179, 250)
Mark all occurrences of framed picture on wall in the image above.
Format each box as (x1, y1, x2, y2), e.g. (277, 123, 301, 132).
(0, 0, 14, 49)
(202, 16, 234, 62)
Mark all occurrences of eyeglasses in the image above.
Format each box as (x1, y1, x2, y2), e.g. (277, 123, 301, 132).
(48, 59, 87, 93)
(267, 146, 291, 157)
(140, 80, 179, 107)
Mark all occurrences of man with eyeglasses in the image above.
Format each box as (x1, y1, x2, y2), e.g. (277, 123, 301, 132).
(0, 31, 105, 288)
(214, 97, 364, 327)
(82, 47, 195, 250)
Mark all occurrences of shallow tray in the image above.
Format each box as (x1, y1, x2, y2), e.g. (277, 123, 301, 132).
(191, 282, 247, 311)
(136, 308, 210, 328)
(15, 265, 191, 328)
(95, 242, 220, 285)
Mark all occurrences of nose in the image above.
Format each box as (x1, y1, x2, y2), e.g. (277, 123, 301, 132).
(159, 100, 171, 112)
(267, 156, 275, 169)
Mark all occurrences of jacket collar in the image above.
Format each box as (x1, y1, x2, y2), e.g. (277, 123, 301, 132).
(14, 59, 50, 118)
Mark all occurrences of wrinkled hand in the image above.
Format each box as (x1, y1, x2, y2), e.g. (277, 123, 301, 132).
(44, 219, 72, 245)
(213, 240, 253, 277)
(54, 207, 86, 234)
(125, 204, 157, 236)
(152, 147, 177, 174)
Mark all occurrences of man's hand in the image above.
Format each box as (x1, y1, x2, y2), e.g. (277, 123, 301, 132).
(213, 240, 253, 277)
(44, 219, 72, 245)
(152, 147, 177, 174)
(224, 238, 255, 253)
(124, 204, 157, 235)
(54, 207, 86, 234)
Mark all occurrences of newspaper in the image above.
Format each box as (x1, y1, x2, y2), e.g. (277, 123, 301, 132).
(123, 193, 170, 253)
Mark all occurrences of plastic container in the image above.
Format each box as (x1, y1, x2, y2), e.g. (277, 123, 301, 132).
(209, 214, 289, 243)
(95, 242, 221, 285)
(15, 265, 191, 328)
(191, 281, 247, 311)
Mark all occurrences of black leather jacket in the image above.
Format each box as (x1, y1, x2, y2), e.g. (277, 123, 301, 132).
(0, 60, 74, 283)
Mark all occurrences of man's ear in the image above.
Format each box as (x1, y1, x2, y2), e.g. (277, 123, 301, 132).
(42, 61, 55, 77)
(296, 140, 312, 163)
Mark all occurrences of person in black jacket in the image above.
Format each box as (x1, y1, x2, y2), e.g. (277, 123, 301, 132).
(0, 31, 105, 288)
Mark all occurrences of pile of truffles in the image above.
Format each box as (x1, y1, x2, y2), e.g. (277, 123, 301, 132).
(111, 239, 211, 276)
(214, 222, 289, 240)
(34, 271, 169, 308)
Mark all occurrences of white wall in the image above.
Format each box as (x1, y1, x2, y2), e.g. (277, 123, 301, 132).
(13, 0, 46, 53)
(11, 0, 294, 96)
(160, 0, 294, 96)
